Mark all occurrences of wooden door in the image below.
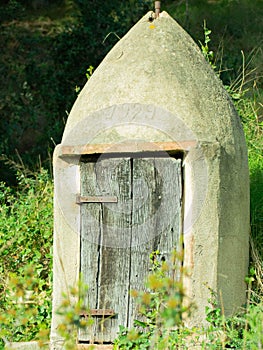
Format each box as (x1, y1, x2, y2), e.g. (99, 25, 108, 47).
(79, 155, 182, 343)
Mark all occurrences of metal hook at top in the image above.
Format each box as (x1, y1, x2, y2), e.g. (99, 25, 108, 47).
(155, 1, 161, 18)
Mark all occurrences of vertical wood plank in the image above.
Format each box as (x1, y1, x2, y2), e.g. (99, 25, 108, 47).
(79, 160, 102, 343)
(128, 157, 182, 326)
(79, 157, 132, 342)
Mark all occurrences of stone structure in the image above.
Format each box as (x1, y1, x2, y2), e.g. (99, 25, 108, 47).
(51, 11, 249, 348)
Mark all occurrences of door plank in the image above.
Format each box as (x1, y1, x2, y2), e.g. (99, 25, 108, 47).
(79, 160, 102, 342)
(80, 158, 132, 342)
(128, 157, 182, 326)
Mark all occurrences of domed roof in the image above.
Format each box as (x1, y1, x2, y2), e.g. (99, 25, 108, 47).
(61, 11, 245, 157)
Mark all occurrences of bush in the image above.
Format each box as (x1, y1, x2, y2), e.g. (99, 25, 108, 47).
(0, 168, 53, 347)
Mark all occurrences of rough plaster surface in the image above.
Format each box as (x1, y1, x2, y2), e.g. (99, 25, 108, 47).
(51, 11, 249, 347)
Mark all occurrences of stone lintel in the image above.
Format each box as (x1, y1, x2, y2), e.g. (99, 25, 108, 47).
(59, 140, 197, 156)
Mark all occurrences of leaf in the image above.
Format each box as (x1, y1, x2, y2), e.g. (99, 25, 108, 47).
(133, 319, 148, 328)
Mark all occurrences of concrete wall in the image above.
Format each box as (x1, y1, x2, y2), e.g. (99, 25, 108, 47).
(51, 11, 249, 347)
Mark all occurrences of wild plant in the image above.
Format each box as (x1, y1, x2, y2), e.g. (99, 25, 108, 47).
(55, 280, 94, 350)
(114, 249, 193, 349)
(0, 168, 53, 349)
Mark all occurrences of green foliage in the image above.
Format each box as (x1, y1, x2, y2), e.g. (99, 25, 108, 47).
(114, 269, 262, 349)
(75, 65, 93, 94)
(55, 280, 94, 350)
(202, 282, 263, 350)
(167, 0, 263, 88)
(0, 1, 25, 24)
(0, 22, 64, 174)
(237, 92, 263, 254)
(199, 21, 216, 70)
(243, 302, 263, 349)
(75, 0, 152, 33)
(0, 265, 50, 348)
(85, 65, 94, 81)
(0, 168, 53, 347)
(114, 249, 193, 350)
(229, 79, 263, 261)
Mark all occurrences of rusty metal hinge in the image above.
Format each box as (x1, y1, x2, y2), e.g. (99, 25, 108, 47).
(80, 309, 116, 317)
(76, 194, 118, 204)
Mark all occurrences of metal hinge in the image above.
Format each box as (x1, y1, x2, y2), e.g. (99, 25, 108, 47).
(76, 194, 118, 204)
(80, 309, 116, 317)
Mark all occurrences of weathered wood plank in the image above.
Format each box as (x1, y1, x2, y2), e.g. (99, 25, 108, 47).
(96, 158, 132, 341)
(79, 160, 102, 342)
(79, 158, 132, 342)
(128, 157, 182, 326)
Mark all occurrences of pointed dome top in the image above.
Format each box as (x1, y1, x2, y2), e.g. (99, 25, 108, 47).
(61, 11, 245, 157)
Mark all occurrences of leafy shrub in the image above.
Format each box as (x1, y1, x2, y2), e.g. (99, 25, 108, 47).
(55, 280, 94, 350)
(0, 1, 25, 24)
(0, 168, 53, 348)
(113, 269, 263, 349)
(114, 250, 193, 350)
